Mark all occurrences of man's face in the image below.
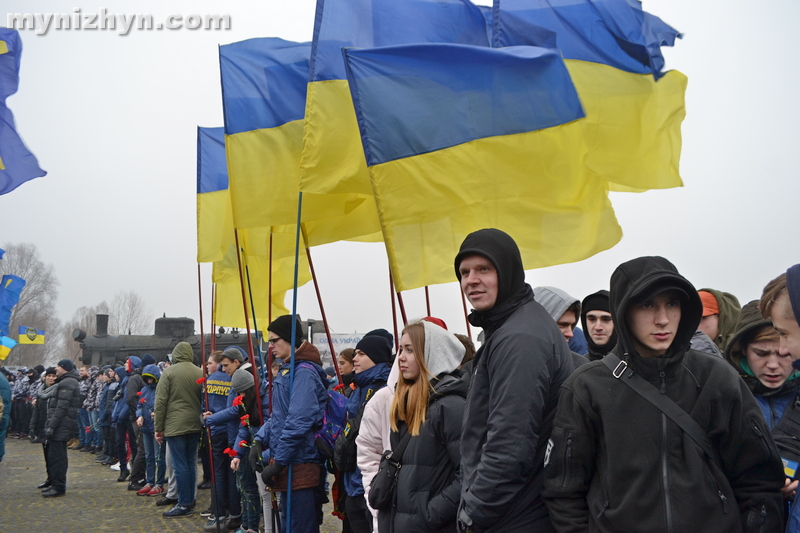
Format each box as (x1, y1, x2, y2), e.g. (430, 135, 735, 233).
(698, 314, 720, 341)
(556, 310, 577, 340)
(586, 310, 614, 346)
(55, 366, 66, 377)
(771, 295, 800, 360)
(206, 359, 219, 374)
(45, 374, 56, 387)
(268, 334, 292, 359)
(79, 367, 88, 378)
(220, 357, 241, 377)
(626, 290, 682, 358)
(459, 255, 499, 311)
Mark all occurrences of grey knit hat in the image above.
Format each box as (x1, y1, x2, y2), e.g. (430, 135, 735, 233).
(231, 367, 256, 393)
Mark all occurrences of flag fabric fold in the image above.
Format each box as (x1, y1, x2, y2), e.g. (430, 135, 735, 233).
(343, 43, 621, 291)
(0, 28, 46, 195)
(0, 336, 16, 360)
(219, 37, 381, 243)
(493, 0, 687, 192)
(299, 0, 490, 197)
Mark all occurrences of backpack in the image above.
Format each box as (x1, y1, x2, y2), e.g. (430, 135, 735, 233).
(297, 362, 348, 459)
(334, 380, 386, 472)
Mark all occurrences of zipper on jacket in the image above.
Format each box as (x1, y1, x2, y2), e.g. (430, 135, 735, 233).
(718, 491, 728, 514)
(751, 420, 773, 460)
(660, 372, 674, 533)
(561, 430, 573, 488)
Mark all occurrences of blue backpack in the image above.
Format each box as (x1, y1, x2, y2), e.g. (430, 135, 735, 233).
(299, 362, 348, 458)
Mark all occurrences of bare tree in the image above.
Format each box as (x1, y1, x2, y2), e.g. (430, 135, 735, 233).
(0, 243, 61, 367)
(109, 291, 152, 335)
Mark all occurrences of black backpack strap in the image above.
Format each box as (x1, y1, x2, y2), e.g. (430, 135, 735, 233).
(602, 354, 716, 460)
(391, 429, 412, 465)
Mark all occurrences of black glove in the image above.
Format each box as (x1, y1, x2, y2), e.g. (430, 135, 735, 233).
(45, 428, 54, 438)
(260, 461, 285, 488)
(249, 441, 264, 473)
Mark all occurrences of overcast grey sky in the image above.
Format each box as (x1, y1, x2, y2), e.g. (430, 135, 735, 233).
(2, 0, 798, 342)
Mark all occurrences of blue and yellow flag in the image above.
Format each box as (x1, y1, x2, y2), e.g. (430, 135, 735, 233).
(219, 37, 380, 244)
(299, 0, 490, 198)
(0, 28, 46, 195)
(195, 126, 310, 328)
(0, 336, 16, 360)
(0, 274, 25, 337)
(17, 325, 44, 345)
(493, 0, 686, 192)
(343, 43, 622, 291)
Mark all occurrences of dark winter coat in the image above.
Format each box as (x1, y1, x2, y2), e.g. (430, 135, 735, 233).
(111, 366, 129, 423)
(542, 256, 785, 533)
(389, 372, 467, 533)
(455, 229, 575, 532)
(125, 357, 144, 421)
(30, 382, 57, 437)
(45, 369, 82, 442)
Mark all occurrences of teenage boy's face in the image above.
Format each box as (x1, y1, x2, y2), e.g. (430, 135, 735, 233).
(771, 295, 800, 360)
(586, 310, 614, 346)
(556, 310, 577, 340)
(627, 290, 682, 358)
(220, 357, 241, 376)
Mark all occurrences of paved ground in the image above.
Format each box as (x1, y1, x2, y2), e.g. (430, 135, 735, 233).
(0, 437, 343, 532)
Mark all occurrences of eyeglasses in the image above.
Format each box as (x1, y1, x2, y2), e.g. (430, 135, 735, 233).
(267, 338, 281, 345)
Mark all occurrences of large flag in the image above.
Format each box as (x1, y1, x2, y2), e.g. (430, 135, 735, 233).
(343, 43, 621, 291)
(17, 325, 44, 344)
(0, 28, 46, 195)
(0, 274, 25, 336)
(493, 0, 686, 191)
(0, 336, 16, 360)
(219, 37, 380, 244)
(196, 126, 309, 329)
(299, 0, 490, 198)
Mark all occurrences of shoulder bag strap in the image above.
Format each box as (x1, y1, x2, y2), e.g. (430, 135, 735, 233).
(391, 429, 413, 464)
(602, 353, 716, 460)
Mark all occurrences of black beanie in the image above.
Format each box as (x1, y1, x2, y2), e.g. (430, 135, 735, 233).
(34, 365, 46, 374)
(355, 335, 392, 366)
(582, 290, 611, 315)
(787, 264, 800, 324)
(57, 359, 76, 372)
(141, 353, 156, 366)
(365, 328, 393, 347)
(45, 366, 57, 376)
(268, 315, 305, 348)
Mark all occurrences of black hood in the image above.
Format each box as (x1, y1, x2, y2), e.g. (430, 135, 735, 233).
(455, 228, 531, 333)
(610, 256, 702, 359)
(580, 289, 617, 359)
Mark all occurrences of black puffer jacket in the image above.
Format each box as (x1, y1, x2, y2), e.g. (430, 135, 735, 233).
(543, 256, 784, 533)
(45, 369, 82, 442)
(455, 229, 575, 532)
(389, 372, 467, 533)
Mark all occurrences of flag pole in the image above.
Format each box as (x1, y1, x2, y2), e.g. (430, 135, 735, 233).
(300, 226, 342, 385)
(389, 271, 399, 353)
(396, 290, 408, 326)
(210, 283, 217, 352)
(424, 286, 431, 316)
(198, 263, 222, 533)
(233, 229, 264, 422)
(460, 288, 472, 339)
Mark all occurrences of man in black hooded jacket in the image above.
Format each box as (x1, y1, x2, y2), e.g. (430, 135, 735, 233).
(455, 228, 574, 533)
(580, 290, 617, 361)
(542, 256, 784, 532)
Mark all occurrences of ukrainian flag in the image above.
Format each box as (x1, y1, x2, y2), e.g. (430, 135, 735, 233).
(299, 0, 490, 198)
(0, 274, 25, 337)
(0, 336, 16, 360)
(493, 0, 687, 192)
(17, 325, 44, 345)
(0, 28, 46, 195)
(195, 126, 309, 328)
(219, 37, 380, 244)
(343, 43, 621, 291)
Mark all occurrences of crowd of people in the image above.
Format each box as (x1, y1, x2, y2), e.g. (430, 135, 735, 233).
(1, 228, 799, 533)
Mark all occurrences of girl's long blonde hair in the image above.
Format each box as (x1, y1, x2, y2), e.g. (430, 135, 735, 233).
(390, 322, 435, 436)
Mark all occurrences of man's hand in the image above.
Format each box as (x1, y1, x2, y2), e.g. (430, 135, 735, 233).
(249, 441, 263, 473)
(202, 411, 212, 419)
(45, 428, 53, 438)
(260, 461, 285, 488)
(231, 458, 240, 472)
(136, 416, 144, 428)
(155, 431, 164, 445)
(782, 477, 798, 499)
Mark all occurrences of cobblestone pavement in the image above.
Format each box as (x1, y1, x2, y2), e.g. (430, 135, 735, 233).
(0, 437, 343, 532)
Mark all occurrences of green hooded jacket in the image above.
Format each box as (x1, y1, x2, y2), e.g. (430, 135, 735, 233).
(699, 287, 741, 351)
(154, 341, 202, 437)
